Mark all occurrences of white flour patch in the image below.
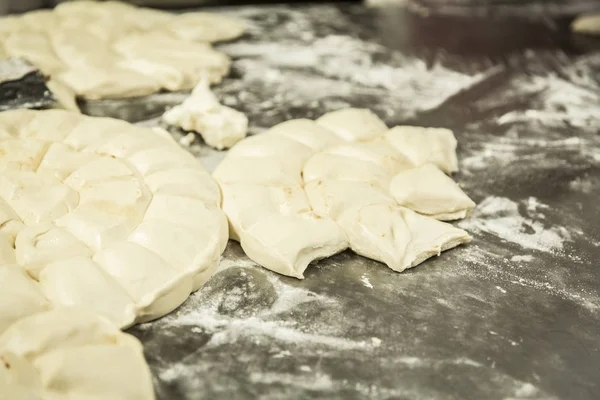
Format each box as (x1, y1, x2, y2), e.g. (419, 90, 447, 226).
(511, 255, 534, 263)
(361, 274, 374, 289)
(218, 34, 487, 122)
(459, 196, 571, 253)
(148, 266, 374, 352)
(494, 53, 600, 130)
(569, 176, 594, 194)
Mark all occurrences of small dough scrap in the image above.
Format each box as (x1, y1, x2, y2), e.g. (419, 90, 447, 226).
(162, 80, 248, 150)
(390, 164, 476, 220)
(241, 213, 348, 279)
(316, 108, 388, 141)
(0, 308, 155, 400)
(384, 126, 459, 173)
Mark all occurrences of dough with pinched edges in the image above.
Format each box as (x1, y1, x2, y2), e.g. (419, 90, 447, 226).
(390, 163, 476, 220)
(0, 308, 154, 400)
(214, 108, 474, 278)
(0, 109, 228, 328)
(0, 1, 245, 101)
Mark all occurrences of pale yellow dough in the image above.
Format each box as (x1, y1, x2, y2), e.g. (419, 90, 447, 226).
(214, 108, 475, 278)
(0, 110, 228, 328)
(0, 1, 245, 100)
(163, 80, 248, 150)
(572, 13, 600, 35)
(0, 308, 154, 400)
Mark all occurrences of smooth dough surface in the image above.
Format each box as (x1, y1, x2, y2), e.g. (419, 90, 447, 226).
(214, 108, 475, 278)
(571, 13, 600, 35)
(0, 308, 154, 400)
(163, 80, 248, 150)
(0, 109, 228, 328)
(390, 163, 476, 220)
(0, 1, 245, 100)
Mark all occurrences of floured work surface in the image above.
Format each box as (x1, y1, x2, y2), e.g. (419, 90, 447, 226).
(90, 3, 599, 399)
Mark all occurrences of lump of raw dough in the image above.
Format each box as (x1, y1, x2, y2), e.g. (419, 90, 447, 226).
(0, 109, 228, 328)
(390, 163, 476, 220)
(0, 1, 245, 100)
(162, 80, 248, 150)
(0, 308, 154, 400)
(213, 111, 474, 279)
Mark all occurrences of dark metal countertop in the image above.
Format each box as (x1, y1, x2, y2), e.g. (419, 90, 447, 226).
(116, 3, 600, 399)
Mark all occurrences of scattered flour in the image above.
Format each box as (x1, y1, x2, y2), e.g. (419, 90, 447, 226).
(217, 34, 488, 123)
(511, 255, 534, 263)
(496, 286, 507, 294)
(459, 197, 571, 253)
(495, 53, 600, 130)
(361, 274, 374, 289)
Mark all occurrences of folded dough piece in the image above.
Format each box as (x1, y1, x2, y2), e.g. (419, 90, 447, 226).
(384, 126, 459, 173)
(241, 213, 348, 279)
(316, 108, 388, 142)
(39, 257, 137, 328)
(0, 265, 49, 335)
(338, 204, 471, 272)
(164, 12, 246, 42)
(0, 308, 155, 400)
(265, 118, 342, 152)
(390, 164, 476, 220)
(220, 183, 311, 241)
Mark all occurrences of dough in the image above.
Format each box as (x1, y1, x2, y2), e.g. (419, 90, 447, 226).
(0, 110, 228, 328)
(0, 1, 245, 100)
(214, 108, 474, 278)
(390, 164, 476, 220)
(572, 13, 600, 35)
(0, 308, 154, 400)
(163, 79, 248, 150)
(384, 126, 459, 173)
